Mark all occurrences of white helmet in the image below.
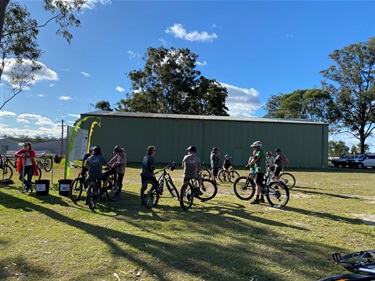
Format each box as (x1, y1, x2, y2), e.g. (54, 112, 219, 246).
(251, 141, 262, 148)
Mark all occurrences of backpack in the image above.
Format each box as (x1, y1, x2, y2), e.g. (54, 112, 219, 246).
(282, 155, 289, 167)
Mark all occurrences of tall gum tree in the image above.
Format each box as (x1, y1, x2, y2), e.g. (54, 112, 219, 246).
(321, 37, 375, 154)
(0, 0, 83, 110)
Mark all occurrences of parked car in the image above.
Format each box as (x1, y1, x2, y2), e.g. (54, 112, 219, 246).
(331, 155, 357, 168)
(353, 154, 375, 169)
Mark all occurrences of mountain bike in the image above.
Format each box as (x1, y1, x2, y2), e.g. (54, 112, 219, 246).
(140, 162, 179, 209)
(266, 167, 296, 190)
(86, 167, 122, 211)
(37, 153, 53, 172)
(319, 250, 375, 280)
(0, 154, 15, 180)
(69, 172, 88, 202)
(233, 171, 290, 208)
(218, 165, 240, 183)
(180, 177, 217, 210)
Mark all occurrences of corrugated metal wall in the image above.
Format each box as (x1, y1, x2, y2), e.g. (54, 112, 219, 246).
(80, 112, 328, 169)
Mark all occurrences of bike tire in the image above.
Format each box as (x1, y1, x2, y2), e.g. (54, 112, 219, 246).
(218, 170, 231, 183)
(196, 179, 217, 201)
(140, 180, 159, 208)
(279, 172, 296, 190)
(266, 181, 289, 208)
(318, 273, 375, 281)
(165, 177, 179, 200)
(180, 181, 194, 210)
(87, 181, 99, 211)
(31, 167, 42, 184)
(44, 157, 53, 172)
(0, 164, 13, 180)
(106, 179, 121, 201)
(201, 169, 211, 179)
(233, 176, 256, 200)
(69, 177, 84, 202)
(229, 170, 240, 183)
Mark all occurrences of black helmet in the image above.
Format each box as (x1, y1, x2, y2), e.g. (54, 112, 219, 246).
(89, 146, 95, 152)
(92, 146, 101, 155)
(113, 145, 122, 153)
(186, 145, 197, 153)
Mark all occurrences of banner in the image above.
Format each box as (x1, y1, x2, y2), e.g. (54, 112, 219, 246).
(64, 116, 101, 178)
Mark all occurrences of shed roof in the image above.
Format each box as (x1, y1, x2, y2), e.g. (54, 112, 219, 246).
(81, 111, 327, 126)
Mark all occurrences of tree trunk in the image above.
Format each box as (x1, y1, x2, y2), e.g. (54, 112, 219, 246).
(0, 0, 10, 45)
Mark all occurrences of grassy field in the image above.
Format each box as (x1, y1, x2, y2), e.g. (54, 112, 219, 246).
(0, 162, 374, 281)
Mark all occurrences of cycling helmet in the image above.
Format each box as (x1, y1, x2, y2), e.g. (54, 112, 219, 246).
(275, 148, 281, 153)
(113, 145, 122, 153)
(89, 146, 95, 152)
(224, 154, 230, 158)
(92, 146, 101, 155)
(250, 141, 262, 148)
(186, 145, 197, 153)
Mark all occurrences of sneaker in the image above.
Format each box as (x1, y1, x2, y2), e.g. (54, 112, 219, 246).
(259, 197, 265, 203)
(250, 199, 260, 204)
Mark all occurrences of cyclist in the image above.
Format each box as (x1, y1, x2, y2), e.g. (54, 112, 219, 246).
(182, 145, 202, 194)
(210, 147, 220, 182)
(81, 146, 95, 178)
(274, 148, 284, 180)
(223, 154, 232, 171)
(109, 145, 127, 190)
(248, 141, 267, 204)
(84, 146, 111, 193)
(265, 151, 275, 177)
(140, 145, 157, 187)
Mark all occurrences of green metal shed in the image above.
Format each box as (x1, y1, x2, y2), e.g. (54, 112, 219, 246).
(79, 111, 328, 169)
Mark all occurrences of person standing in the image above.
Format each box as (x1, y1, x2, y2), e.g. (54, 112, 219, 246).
(14, 142, 39, 193)
(140, 146, 157, 186)
(182, 145, 202, 194)
(248, 141, 267, 204)
(274, 148, 284, 180)
(109, 145, 127, 190)
(210, 147, 221, 182)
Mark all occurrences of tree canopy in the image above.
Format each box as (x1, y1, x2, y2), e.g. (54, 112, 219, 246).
(0, 0, 83, 110)
(115, 46, 229, 116)
(263, 88, 338, 122)
(321, 37, 375, 154)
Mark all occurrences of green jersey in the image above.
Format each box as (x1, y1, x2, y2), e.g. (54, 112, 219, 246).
(254, 149, 266, 174)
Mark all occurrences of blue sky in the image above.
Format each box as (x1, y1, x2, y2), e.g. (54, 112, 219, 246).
(0, 0, 374, 152)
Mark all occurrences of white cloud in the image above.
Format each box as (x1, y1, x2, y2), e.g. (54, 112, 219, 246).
(0, 110, 16, 117)
(127, 50, 140, 60)
(68, 114, 80, 118)
(81, 72, 90, 77)
(220, 82, 262, 117)
(37, 94, 46, 97)
(2, 58, 58, 87)
(196, 60, 207, 67)
(17, 118, 30, 124)
(116, 86, 125, 92)
(59, 96, 72, 101)
(165, 24, 218, 42)
(18, 113, 41, 119)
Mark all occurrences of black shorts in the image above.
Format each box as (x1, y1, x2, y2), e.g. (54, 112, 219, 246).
(275, 167, 282, 177)
(256, 173, 264, 185)
(212, 167, 219, 176)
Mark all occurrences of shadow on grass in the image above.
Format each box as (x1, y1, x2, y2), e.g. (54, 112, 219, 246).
(0, 188, 349, 281)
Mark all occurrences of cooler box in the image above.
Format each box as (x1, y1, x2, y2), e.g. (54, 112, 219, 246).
(58, 179, 72, 196)
(35, 180, 49, 196)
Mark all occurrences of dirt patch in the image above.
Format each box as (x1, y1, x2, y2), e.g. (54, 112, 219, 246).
(352, 214, 375, 226)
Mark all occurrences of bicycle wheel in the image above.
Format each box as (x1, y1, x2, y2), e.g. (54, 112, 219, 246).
(87, 181, 99, 210)
(218, 170, 231, 183)
(0, 164, 13, 180)
(44, 157, 53, 172)
(233, 176, 256, 200)
(229, 170, 240, 183)
(318, 274, 374, 281)
(201, 169, 211, 179)
(279, 172, 296, 190)
(180, 181, 194, 210)
(140, 180, 159, 208)
(266, 181, 289, 208)
(31, 167, 42, 184)
(196, 179, 217, 201)
(69, 177, 84, 202)
(165, 176, 179, 200)
(106, 179, 121, 201)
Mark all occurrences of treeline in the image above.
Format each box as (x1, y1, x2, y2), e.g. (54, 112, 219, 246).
(3, 135, 59, 144)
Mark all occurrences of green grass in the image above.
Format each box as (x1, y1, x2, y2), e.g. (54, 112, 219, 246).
(1, 163, 374, 281)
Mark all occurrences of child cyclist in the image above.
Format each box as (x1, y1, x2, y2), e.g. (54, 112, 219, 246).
(247, 141, 267, 204)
